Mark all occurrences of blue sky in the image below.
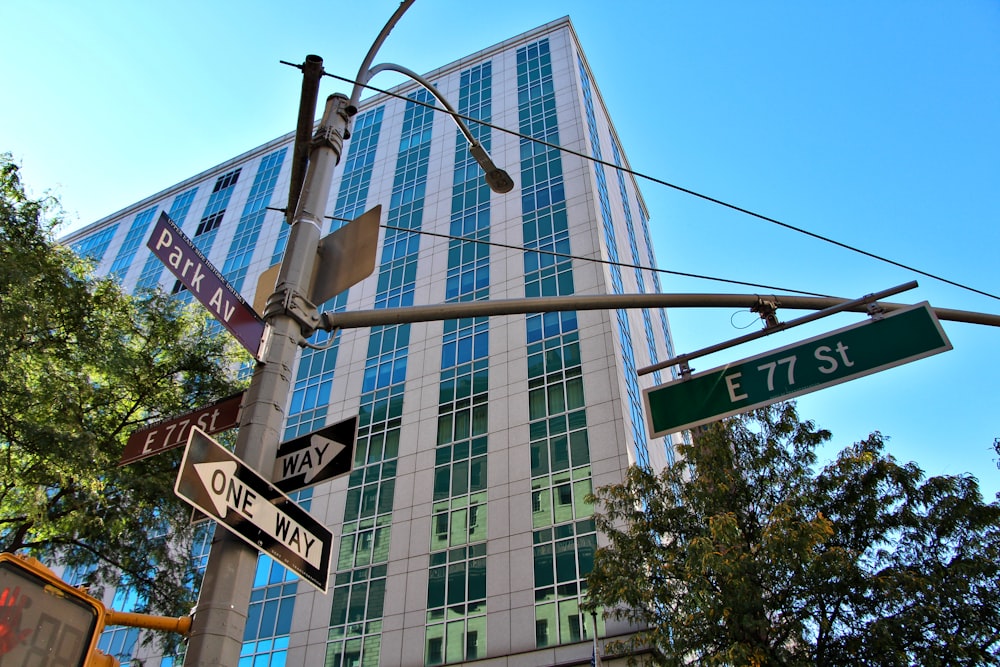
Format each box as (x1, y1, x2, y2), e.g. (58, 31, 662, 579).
(3, 1, 998, 497)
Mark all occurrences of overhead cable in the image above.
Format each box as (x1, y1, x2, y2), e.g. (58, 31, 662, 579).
(315, 68, 998, 303)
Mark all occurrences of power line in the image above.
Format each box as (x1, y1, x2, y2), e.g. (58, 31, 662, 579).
(269, 206, 833, 298)
(317, 68, 999, 303)
(377, 223, 833, 298)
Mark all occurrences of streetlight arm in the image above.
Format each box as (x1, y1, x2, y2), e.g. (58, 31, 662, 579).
(342, 1, 514, 193)
(368, 62, 473, 143)
(318, 291, 1000, 331)
(364, 62, 515, 193)
(348, 0, 417, 115)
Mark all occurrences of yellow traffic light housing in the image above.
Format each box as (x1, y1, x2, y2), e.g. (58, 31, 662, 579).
(0, 552, 106, 666)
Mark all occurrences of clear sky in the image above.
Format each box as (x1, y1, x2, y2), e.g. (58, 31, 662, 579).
(3, 1, 998, 497)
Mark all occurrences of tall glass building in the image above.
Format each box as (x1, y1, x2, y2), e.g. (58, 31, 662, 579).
(63, 17, 679, 667)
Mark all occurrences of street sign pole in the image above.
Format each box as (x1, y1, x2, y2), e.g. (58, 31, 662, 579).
(183, 63, 349, 666)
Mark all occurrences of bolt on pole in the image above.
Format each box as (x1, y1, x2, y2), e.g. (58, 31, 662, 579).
(183, 88, 349, 666)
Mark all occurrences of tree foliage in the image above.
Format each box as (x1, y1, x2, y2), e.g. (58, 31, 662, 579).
(0, 154, 246, 620)
(585, 402, 1000, 666)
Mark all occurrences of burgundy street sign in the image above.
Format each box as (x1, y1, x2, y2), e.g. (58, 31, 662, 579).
(119, 392, 245, 466)
(147, 212, 270, 361)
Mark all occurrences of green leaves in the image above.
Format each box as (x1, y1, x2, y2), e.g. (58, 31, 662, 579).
(0, 154, 246, 623)
(586, 403, 1000, 665)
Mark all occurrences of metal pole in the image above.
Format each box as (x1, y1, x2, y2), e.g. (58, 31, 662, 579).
(347, 0, 417, 115)
(104, 609, 191, 635)
(287, 55, 325, 225)
(638, 281, 918, 376)
(319, 291, 1000, 330)
(183, 94, 350, 666)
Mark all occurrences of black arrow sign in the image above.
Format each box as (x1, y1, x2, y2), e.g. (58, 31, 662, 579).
(272, 416, 358, 493)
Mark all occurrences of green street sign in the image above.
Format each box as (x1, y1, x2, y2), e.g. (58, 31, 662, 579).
(643, 302, 952, 437)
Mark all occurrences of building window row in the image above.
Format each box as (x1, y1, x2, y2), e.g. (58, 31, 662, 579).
(171, 168, 241, 300)
(336, 106, 385, 223)
(222, 148, 286, 291)
(109, 205, 157, 280)
(434, 436, 488, 502)
(425, 545, 487, 665)
(329, 90, 435, 667)
(337, 517, 391, 571)
(578, 55, 653, 469)
(286, 107, 385, 439)
(195, 167, 240, 240)
(423, 61, 495, 666)
(532, 519, 602, 647)
(134, 188, 197, 292)
(326, 565, 387, 666)
(518, 38, 600, 651)
(70, 224, 118, 264)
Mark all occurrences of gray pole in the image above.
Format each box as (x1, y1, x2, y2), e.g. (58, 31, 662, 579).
(287, 55, 326, 227)
(183, 93, 350, 666)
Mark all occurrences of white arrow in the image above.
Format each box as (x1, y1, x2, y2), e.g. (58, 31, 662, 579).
(274, 434, 347, 485)
(194, 460, 324, 569)
(195, 460, 241, 517)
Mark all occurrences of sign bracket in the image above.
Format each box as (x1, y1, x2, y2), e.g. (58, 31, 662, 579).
(638, 281, 919, 377)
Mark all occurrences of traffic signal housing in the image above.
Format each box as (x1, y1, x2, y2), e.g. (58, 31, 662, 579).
(0, 552, 105, 666)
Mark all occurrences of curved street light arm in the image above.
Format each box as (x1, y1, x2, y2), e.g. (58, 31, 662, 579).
(365, 62, 515, 193)
(348, 0, 416, 115)
(341, 1, 513, 193)
(368, 62, 474, 143)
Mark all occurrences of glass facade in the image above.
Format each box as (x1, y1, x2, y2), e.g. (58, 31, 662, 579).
(172, 168, 240, 300)
(97, 586, 142, 663)
(108, 205, 157, 280)
(285, 107, 384, 440)
(517, 38, 602, 649)
(222, 148, 286, 293)
(326, 89, 435, 667)
(424, 62, 494, 665)
(134, 188, 198, 292)
(70, 224, 118, 263)
(610, 138, 678, 464)
(578, 55, 652, 469)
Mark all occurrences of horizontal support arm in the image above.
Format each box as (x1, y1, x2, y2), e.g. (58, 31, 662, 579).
(104, 609, 191, 635)
(319, 292, 1000, 330)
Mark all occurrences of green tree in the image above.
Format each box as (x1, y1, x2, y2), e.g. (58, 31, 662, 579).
(585, 402, 1000, 666)
(0, 154, 246, 621)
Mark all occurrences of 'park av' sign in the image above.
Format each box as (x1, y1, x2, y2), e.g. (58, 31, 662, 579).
(147, 213, 270, 361)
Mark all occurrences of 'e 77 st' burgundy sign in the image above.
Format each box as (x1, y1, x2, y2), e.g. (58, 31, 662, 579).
(147, 212, 270, 361)
(119, 392, 245, 466)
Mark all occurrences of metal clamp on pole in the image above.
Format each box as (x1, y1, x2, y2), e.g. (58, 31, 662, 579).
(263, 288, 321, 337)
(866, 299, 887, 320)
(752, 296, 781, 329)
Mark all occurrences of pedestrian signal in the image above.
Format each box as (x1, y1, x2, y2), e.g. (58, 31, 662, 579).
(0, 553, 104, 667)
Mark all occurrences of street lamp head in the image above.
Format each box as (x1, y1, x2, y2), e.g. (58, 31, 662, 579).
(485, 168, 515, 194)
(469, 142, 515, 194)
